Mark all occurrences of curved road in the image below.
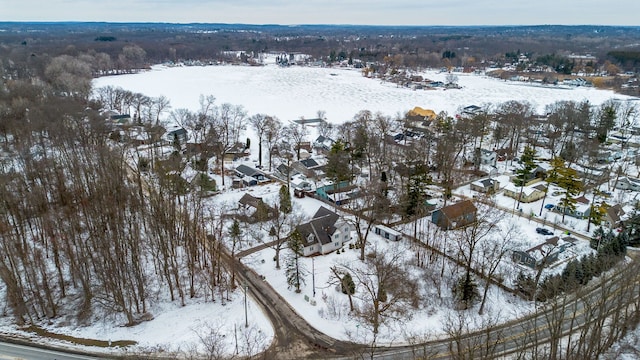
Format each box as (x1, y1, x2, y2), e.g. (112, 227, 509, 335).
(226, 244, 640, 359)
(222, 251, 365, 359)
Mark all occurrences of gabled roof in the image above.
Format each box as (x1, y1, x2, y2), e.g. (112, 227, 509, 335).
(504, 183, 544, 197)
(408, 106, 437, 119)
(297, 207, 341, 247)
(574, 196, 590, 205)
(277, 163, 299, 176)
(472, 178, 496, 188)
(527, 236, 577, 261)
(533, 183, 547, 192)
(235, 164, 262, 177)
(314, 135, 335, 148)
(299, 158, 320, 169)
(607, 204, 625, 223)
(238, 193, 264, 209)
(167, 127, 187, 136)
(441, 200, 477, 220)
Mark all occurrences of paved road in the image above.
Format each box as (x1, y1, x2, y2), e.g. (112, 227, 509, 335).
(221, 250, 365, 359)
(0, 340, 99, 360)
(363, 260, 639, 359)
(232, 244, 638, 360)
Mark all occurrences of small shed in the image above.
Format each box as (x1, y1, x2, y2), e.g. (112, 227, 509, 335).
(374, 225, 402, 241)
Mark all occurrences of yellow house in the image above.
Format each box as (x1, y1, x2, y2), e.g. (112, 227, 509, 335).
(503, 183, 546, 203)
(408, 106, 437, 120)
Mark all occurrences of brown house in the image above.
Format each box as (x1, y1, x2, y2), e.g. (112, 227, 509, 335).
(604, 204, 625, 229)
(431, 200, 478, 230)
(237, 193, 275, 223)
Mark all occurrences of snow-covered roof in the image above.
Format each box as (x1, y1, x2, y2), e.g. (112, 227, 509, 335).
(504, 182, 543, 197)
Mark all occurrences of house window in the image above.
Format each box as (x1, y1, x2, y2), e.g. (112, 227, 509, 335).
(334, 242, 339, 246)
(334, 234, 340, 239)
(310, 246, 314, 251)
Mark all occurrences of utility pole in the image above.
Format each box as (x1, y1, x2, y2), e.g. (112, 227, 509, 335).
(312, 257, 316, 298)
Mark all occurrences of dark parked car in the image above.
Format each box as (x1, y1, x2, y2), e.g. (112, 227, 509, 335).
(536, 227, 553, 235)
(544, 204, 555, 210)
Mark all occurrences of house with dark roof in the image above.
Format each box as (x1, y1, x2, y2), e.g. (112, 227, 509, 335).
(164, 127, 189, 145)
(292, 158, 325, 178)
(234, 164, 268, 186)
(295, 207, 354, 256)
(604, 204, 625, 229)
(108, 113, 132, 127)
(462, 105, 482, 117)
(237, 193, 275, 223)
(431, 200, 477, 230)
(470, 178, 500, 194)
(224, 142, 250, 161)
(275, 163, 299, 180)
(313, 135, 336, 155)
(553, 196, 591, 219)
(512, 236, 577, 269)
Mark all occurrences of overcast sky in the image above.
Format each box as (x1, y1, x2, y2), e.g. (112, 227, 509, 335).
(1, 0, 638, 26)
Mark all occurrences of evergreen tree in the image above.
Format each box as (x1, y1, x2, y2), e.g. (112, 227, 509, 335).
(453, 274, 479, 309)
(341, 272, 356, 296)
(587, 202, 608, 232)
(172, 132, 181, 153)
(325, 139, 352, 186)
(514, 272, 536, 299)
(597, 101, 617, 143)
(548, 156, 583, 222)
(514, 146, 537, 186)
(404, 165, 431, 218)
(514, 145, 537, 208)
(285, 229, 307, 293)
(279, 184, 292, 214)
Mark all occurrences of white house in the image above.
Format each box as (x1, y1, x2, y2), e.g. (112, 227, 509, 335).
(296, 207, 354, 256)
(475, 148, 497, 167)
(615, 176, 640, 191)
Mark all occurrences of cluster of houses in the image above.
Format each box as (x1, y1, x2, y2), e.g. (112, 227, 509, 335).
(106, 103, 635, 271)
(372, 72, 462, 90)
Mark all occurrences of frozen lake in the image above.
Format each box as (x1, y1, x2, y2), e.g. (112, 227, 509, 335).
(93, 64, 635, 123)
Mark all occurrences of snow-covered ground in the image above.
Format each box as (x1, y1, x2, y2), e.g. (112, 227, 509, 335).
(1, 63, 637, 357)
(93, 63, 635, 123)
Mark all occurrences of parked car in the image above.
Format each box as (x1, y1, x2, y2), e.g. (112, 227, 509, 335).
(544, 204, 555, 210)
(536, 227, 553, 235)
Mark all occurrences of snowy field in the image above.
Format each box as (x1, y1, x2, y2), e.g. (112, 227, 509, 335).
(93, 63, 636, 123)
